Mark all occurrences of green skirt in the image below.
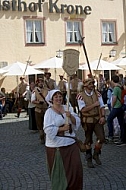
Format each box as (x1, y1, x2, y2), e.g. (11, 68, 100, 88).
(46, 143, 83, 190)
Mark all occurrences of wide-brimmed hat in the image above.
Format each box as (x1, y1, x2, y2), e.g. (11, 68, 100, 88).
(20, 76, 25, 80)
(36, 78, 44, 84)
(59, 75, 63, 76)
(83, 78, 95, 87)
(44, 72, 51, 77)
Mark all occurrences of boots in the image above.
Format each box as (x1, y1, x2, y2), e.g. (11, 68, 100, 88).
(15, 108, 21, 118)
(86, 149, 94, 168)
(93, 148, 102, 165)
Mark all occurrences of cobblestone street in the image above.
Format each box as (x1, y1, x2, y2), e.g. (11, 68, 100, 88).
(0, 113, 126, 190)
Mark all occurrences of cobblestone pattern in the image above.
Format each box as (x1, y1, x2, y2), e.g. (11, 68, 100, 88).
(0, 119, 126, 190)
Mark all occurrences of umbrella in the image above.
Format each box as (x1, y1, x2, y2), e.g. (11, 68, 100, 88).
(79, 59, 122, 71)
(2, 61, 44, 76)
(111, 57, 126, 70)
(0, 68, 7, 75)
(34, 57, 63, 69)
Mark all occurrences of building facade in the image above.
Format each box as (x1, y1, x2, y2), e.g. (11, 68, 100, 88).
(0, 0, 125, 92)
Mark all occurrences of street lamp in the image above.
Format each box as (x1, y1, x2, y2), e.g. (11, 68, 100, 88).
(56, 49, 63, 58)
(109, 49, 116, 57)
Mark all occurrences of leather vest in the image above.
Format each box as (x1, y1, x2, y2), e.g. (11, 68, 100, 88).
(58, 80, 66, 92)
(18, 82, 28, 95)
(44, 79, 55, 90)
(80, 91, 100, 123)
(34, 87, 48, 112)
(71, 78, 79, 92)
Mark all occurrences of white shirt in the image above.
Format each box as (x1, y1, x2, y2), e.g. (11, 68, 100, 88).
(43, 105, 81, 147)
(26, 89, 36, 108)
(31, 91, 36, 103)
(77, 90, 104, 111)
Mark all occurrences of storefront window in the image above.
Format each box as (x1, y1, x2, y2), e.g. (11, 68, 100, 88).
(66, 21, 81, 44)
(101, 21, 117, 44)
(25, 20, 44, 44)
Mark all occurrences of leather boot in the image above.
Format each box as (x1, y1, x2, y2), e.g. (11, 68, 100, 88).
(86, 149, 94, 168)
(93, 148, 102, 165)
(15, 108, 21, 118)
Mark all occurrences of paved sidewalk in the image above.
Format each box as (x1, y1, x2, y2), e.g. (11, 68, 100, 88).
(0, 112, 126, 190)
(0, 112, 29, 124)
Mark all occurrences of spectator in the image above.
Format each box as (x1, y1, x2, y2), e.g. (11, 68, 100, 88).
(0, 87, 6, 116)
(107, 75, 124, 144)
(0, 88, 5, 119)
(107, 80, 113, 111)
(15, 76, 29, 118)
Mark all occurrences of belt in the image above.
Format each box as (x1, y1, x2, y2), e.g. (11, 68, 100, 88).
(71, 91, 77, 94)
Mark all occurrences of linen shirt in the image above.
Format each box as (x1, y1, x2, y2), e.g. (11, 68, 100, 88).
(43, 105, 81, 147)
(26, 89, 36, 108)
(77, 90, 104, 111)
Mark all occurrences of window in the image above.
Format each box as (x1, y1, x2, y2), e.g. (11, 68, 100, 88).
(25, 20, 44, 44)
(101, 21, 117, 44)
(0, 62, 8, 68)
(66, 21, 81, 44)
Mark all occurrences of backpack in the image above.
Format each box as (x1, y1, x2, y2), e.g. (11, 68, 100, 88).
(116, 86, 126, 111)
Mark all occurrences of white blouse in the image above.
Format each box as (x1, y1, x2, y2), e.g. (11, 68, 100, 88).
(43, 105, 81, 147)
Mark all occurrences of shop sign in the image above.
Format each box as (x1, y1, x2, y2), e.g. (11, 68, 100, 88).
(49, 0, 92, 15)
(0, 0, 92, 15)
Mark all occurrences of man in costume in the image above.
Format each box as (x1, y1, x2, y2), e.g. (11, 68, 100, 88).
(57, 75, 67, 104)
(77, 78, 106, 168)
(31, 78, 48, 144)
(70, 74, 80, 113)
(44, 72, 57, 90)
(16, 76, 29, 118)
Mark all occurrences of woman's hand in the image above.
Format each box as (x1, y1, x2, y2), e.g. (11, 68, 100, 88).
(58, 124, 70, 133)
(65, 111, 76, 125)
(63, 124, 70, 131)
(65, 111, 71, 117)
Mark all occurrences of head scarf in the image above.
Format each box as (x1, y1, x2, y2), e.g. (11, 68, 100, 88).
(45, 89, 62, 105)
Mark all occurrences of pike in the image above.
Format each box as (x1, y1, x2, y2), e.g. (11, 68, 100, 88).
(78, 31, 102, 118)
(23, 56, 31, 76)
(96, 53, 102, 90)
(78, 30, 92, 77)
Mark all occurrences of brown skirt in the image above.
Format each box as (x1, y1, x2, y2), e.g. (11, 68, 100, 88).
(46, 143, 83, 190)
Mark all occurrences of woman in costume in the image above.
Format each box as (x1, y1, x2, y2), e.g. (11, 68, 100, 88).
(43, 89, 83, 190)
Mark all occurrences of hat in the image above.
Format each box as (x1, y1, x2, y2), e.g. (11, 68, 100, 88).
(20, 76, 25, 80)
(87, 73, 92, 78)
(83, 78, 95, 87)
(45, 89, 62, 103)
(36, 78, 44, 84)
(44, 72, 51, 76)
